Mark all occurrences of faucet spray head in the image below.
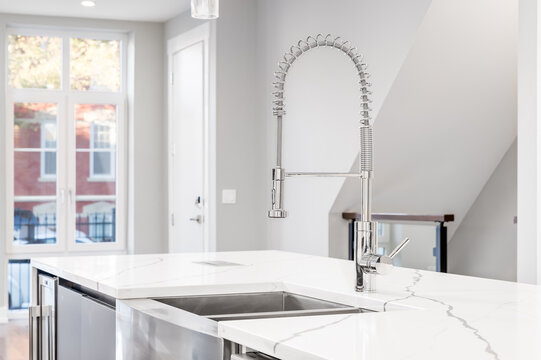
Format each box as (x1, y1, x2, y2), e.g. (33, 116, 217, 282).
(268, 167, 287, 218)
(268, 209, 287, 218)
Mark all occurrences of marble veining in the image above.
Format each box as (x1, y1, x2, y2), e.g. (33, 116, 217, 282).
(31, 250, 541, 359)
(272, 314, 355, 354)
(384, 270, 500, 360)
(382, 269, 423, 311)
(383, 270, 500, 360)
(428, 296, 500, 360)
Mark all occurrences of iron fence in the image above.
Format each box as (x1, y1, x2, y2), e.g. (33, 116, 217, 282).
(76, 209, 116, 243)
(13, 208, 116, 244)
(14, 209, 56, 244)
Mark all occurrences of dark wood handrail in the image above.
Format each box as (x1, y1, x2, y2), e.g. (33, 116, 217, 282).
(342, 212, 454, 223)
(342, 212, 453, 273)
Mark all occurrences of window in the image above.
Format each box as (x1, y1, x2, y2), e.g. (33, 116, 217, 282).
(8, 34, 61, 89)
(8, 259, 31, 311)
(6, 28, 127, 258)
(70, 38, 120, 92)
(91, 123, 114, 177)
(13, 102, 58, 245)
(6, 28, 127, 311)
(84, 105, 116, 180)
(40, 118, 57, 180)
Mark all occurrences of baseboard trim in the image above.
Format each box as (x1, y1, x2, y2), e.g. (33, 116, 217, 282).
(7, 309, 28, 320)
(0, 306, 8, 324)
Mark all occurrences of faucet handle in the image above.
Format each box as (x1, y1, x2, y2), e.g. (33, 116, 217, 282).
(373, 237, 410, 275)
(388, 237, 410, 259)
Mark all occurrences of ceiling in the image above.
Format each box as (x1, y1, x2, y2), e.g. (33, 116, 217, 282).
(0, 0, 191, 22)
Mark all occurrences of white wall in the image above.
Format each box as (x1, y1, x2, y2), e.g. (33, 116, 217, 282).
(330, 0, 517, 260)
(165, 0, 266, 252)
(0, 13, 166, 318)
(258, 0, 433, 255)
(165, 8, 203, 38)
(517, 0, 540, 284)
(449, 140, 517, 281)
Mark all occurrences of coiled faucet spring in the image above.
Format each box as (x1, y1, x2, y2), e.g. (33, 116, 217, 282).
(271, 34, 373, 173)
(272, 34, 372, 122)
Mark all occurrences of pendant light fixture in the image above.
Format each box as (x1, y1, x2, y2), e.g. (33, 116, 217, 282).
(191, 0, 219, 19)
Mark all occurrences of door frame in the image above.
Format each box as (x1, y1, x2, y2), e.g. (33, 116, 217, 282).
(167, 22, 216, 252)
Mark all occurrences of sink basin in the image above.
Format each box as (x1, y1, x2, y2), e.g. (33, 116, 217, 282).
(119, 292, 369, 359)
(154, 291, 367, 321)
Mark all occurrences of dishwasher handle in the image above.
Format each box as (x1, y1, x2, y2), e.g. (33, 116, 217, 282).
(42, 305, 54, 360)
(29, 305, 39, 360)
(28, 304, 54, 360)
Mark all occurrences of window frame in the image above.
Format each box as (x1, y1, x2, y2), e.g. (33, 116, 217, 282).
(5, 26, 128, 256)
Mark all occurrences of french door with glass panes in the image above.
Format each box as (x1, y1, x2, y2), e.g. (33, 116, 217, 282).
(5, 29, 127, 262)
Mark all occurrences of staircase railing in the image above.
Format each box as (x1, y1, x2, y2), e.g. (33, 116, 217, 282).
(342, 212, 454, 272)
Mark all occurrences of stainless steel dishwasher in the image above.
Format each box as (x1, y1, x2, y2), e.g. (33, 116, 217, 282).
(57, 284, 116, 360)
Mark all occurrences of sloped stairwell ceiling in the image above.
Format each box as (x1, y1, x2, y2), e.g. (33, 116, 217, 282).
(330, 0, 517, 257)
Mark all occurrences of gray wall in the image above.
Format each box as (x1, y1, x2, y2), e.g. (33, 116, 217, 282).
(449, 140, 517, 281)
(165, 0, 266, 251)
(215, 0, 264, 251)
(0, 13, 166, 318)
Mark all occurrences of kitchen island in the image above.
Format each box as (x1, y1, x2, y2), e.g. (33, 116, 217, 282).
(31, 250, 541, 359)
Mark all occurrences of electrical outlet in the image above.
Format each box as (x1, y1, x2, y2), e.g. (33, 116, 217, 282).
(222, 189, 237, 204)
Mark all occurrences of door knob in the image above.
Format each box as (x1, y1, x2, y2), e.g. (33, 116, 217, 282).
(189, 215, 202, 223)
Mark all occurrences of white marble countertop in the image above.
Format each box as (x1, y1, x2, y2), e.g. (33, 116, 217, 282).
(32, 250, 541, 360)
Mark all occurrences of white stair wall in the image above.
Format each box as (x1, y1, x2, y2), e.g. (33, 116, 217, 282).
(330, 0, 517, 259)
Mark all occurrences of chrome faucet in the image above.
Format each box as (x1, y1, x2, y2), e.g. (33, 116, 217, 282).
(267, 34, 409, 292)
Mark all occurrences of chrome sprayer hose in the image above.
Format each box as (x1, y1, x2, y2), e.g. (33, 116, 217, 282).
(271, 34, 373, 173)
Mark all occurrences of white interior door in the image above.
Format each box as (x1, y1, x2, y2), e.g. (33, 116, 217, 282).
(169, 36, 206, 253)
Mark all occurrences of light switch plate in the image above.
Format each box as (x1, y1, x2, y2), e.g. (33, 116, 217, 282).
(222, 189, 237, 204)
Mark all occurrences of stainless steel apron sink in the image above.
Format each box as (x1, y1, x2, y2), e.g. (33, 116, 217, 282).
(117, 292, 368, 360)
(154, 291, 366, 321)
